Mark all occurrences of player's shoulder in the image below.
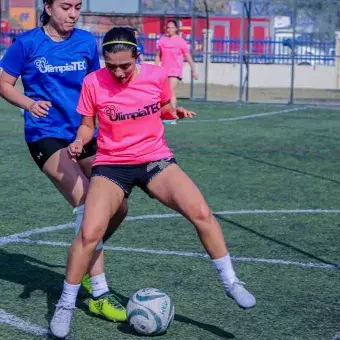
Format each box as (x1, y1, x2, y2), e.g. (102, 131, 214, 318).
(83, 67, 105, 85)
(72, 28, 97, 44)
(158, 35, 167, 43)
(15, 27, 43, 43)
(178, 35, 188, 44)
(73, 28, 96, 39)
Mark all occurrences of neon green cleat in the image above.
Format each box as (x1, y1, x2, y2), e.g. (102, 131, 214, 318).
(89, 292, 127, 322)
(81, 273, 92, 295)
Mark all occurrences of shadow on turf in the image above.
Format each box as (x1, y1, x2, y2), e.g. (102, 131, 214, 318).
(225, 151, 340, 185)
(109, 291, 235, 339)
(0, 251, 234, 338)
(216, 215, 339, 267)
(117, 315, 235, 339)
(0, 249, 89, 322)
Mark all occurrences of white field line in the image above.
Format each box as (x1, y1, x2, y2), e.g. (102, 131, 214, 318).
(14, 238, 340, 270)
(2, 209, 340, 247)
(0, 308, 49, 337)
(0, 223, 74, 246)
(182, 106, 310, 123)
(1, 106, 309, 124)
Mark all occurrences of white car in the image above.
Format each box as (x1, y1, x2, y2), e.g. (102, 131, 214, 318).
(294, 45, 327, 66)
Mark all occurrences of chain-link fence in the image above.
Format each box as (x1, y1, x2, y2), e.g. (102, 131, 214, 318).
(1, 0, 340, 104)
(187, 0, 340, 104)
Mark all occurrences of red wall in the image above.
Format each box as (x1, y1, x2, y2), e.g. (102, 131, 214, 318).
(143, 16, 271, 41)
(142, 16, 271, 55)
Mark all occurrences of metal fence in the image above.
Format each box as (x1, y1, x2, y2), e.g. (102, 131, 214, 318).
(1, 0, 340, 104)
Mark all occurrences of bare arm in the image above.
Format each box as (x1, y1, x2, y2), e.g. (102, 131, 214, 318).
(75, 116, 96, 145)
(0, 71, 34, 110)
(155, 50, 161, 66)
(68, 115, 96, 158)
(184, 52, 198, 79)
(0, 71, 51, 117)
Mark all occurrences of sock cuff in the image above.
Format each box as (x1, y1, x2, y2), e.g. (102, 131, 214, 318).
(64, 280, 81, 289)
(90, 273, 106, 284)
(212, 253, 230, 266)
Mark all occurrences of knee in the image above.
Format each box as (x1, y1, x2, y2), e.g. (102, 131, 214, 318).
(190, 203, 213, 224)
(78, 226, 102, 249)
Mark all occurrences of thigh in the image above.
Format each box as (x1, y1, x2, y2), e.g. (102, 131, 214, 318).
(42, 147, 89, 207)
(146, 164, 211, 220)
(78, 155, 95, 179)
(82, 176, 125, 239)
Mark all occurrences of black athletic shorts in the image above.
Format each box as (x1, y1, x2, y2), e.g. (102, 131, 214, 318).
(168, 76, 182, 81)
(92, 158, 177, 198)
(27, 137, 97, 170)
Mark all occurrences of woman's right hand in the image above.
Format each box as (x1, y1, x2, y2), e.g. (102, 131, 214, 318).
(67, 140, 83, 160)
(28, 101, 52, 118)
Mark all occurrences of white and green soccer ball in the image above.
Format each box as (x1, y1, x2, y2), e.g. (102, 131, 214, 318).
(127, 288, 174, 336)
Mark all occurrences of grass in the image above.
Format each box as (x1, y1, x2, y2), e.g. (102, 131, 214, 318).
(0, 99, 339, 339)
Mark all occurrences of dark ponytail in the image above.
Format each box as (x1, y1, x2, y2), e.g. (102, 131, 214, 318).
(102, 27, 138, 58)
(40, 0, 53, 25)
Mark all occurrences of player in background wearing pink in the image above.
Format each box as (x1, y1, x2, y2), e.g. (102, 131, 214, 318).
(49, 27, 256, 339)
(155, 19, 198, 124)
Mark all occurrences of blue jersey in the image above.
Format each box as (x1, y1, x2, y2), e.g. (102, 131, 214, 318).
(0, 27, 100, 143)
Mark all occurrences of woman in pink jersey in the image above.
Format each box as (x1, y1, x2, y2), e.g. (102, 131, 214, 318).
(50, 27, 255, 338)
(155, 20, 198, 118)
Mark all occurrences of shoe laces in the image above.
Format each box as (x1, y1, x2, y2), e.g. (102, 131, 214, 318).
(234, 280, 246, 286)
(224, 279, 246, 291)
(104, 293, 125, 310)
(54, 302, 75, 323)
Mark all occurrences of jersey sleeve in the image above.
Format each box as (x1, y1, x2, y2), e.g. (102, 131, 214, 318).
(87, 38, 100, 74)
(0, 39, 27, 78)
(77, 78, 97, 116)
(181, 37, 190, 54)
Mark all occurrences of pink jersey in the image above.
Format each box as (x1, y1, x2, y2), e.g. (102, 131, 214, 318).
(157, 35, 190, 78)
(77, 64, 173, 166)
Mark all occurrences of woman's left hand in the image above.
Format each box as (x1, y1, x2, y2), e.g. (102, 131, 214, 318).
(67, 140, 83, 160)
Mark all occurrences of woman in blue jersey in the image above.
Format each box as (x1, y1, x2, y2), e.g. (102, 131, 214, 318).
(0, 0, 127, 323)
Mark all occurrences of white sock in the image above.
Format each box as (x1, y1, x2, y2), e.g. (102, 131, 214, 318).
(90, 273, 109, 298)
(74, 204, 103, 250)
(212, 253, 237, 286)
(60, 281, 81, 306)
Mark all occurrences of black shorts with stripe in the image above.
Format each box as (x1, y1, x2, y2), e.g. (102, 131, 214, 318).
(92, 158, 177, 198)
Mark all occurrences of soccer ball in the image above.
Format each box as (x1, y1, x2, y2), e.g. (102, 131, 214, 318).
(127, 287, 174, 336)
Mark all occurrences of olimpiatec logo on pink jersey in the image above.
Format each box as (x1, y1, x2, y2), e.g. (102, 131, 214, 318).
(104, 101, 163, 122)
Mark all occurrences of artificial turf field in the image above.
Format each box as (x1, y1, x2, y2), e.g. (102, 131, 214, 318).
(0, 99, 339, 340)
